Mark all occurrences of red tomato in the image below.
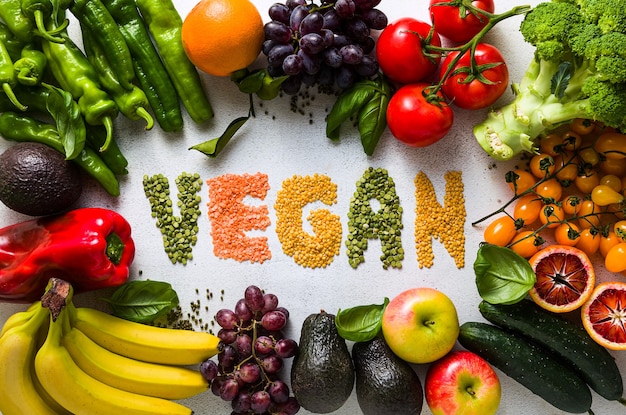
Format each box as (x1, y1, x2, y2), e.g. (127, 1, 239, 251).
(376, 18, 442, 85)
(439, 43, 509, 110)
(386, 83, 454, 147)
(429, 0, 495, 44)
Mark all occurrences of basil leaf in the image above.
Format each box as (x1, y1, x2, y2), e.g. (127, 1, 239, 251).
(357, 78, 390, 155)
(326, 81, 377, 140)
(189, 115, 249, 157)
(335, 297, 389, 342)
(44, 84, 86, 160)
(474, 244, 536, 305)
(102, 280, 179, 324)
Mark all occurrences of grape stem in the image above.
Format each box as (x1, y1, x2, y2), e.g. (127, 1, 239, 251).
(419, 2, 532, 103)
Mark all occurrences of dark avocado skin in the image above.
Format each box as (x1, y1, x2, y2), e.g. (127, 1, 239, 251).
(353, 336, 423, 415)
(0, 143, 82, 216)
(291, 311, 355, 414)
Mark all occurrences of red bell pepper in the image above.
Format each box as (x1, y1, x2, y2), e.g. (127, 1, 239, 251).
(0, 207, 135, 303)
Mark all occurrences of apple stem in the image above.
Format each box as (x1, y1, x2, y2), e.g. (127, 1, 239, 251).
(465, 386, 476, 397)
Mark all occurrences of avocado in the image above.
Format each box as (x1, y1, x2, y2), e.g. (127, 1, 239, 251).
(290, 311, 354, 413)
(352, 336, 423, 415)
(0, 142, 82, 216)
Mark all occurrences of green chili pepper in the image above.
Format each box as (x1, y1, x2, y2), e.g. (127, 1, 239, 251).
(0, 111, 120, 196)
(14, 43, 47, 86)
(81, 25, 153, 130)
(0, 40, 27, 111)
(85, 124, 128, 176)
(97, 0, 182, 132)
(69, 0, 135, 91)
(20, 0, 69, 43)
(0, 0, 35, 43)
(41, 29, 119, 152)
(134, 0, 213, 125)
(0, 22, 27, 61)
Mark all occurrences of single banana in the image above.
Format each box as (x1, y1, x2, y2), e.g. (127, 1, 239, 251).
(0, 301, 42, 337)
(0, 304, 58, 415)
(35, 305, 194, 415)
(63, 326, 209, 400)
(69, 303, 221, 365)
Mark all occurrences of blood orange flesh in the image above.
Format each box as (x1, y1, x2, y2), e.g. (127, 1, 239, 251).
(528, 245, 595, 313)
(582, 282, 626, 351)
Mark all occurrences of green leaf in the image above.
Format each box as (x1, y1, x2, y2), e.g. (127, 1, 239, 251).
(335, 297, 389, 342)
(102, 280, 179, 324)
(357, 79, 391, 155)
(474, 244, 536, 305)
(550, 61, 572, 99)
(44, 84, 86, 160)
(326, 81, 377, 140)
(189, 115, 250, 157)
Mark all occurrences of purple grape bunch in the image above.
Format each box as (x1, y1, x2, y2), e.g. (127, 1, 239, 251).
(200, 285, 300, 415)
(262, 0, 388, 94)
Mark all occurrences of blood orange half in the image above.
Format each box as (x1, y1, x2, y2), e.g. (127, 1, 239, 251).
(528, 245, 595, 313)
(582, 282, 626, 351)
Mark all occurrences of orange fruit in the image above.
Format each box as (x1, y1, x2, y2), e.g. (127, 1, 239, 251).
(182, 0, 264, 77)
(581, 281, 626, 350)
(528, 245, 595, 313)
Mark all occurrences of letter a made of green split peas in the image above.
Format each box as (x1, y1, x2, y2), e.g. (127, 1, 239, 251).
(143, 173, 202, 265)
(99, 0, 183, 132)
(346, 167, 404, 270)
(0, 112, 120, 196)
(81, 25, 154, 130)
(41, 28, 119, 152)
(134, 0, 214, 125)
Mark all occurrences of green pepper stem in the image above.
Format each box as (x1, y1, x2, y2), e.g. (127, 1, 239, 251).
(98, 116, 114, 152)
(135, 106, 154, 130)
(2, 83, 27, 111)
(105, 232, 124, 265)
(34, 10, 67, 44)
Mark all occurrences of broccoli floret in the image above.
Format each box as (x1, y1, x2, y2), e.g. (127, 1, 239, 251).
(474, 0, 626, 160)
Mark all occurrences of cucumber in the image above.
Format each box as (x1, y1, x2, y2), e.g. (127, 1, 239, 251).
(459, 321, 592, 414)
(479, 299, 624, 402)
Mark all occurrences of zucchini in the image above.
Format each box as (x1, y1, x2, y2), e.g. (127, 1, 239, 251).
(479, 299, 624, 402)
(459, 321, 592, 414)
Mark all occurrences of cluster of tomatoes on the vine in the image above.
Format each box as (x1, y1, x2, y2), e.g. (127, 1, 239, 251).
(378, 0, 521, 147)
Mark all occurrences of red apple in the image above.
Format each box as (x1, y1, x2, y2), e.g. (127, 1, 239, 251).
(381, 287, 459, 364)
(425, 350, 501, 415)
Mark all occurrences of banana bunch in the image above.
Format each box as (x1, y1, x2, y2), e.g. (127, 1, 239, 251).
(0, 281, 222, 415)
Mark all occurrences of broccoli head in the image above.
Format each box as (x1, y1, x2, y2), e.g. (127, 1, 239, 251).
(474, 0, 626, 160)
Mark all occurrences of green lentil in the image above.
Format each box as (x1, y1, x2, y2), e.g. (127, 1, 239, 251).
(345, 167, 404, 269)
(143, 172, 203, 264)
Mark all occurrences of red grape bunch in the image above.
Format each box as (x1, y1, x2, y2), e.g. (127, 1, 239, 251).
(263, 0, 388, 94)
(200, 285, 300, 415)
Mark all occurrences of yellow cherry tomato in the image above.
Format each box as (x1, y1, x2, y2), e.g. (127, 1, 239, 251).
(535, 178, 563, 201)
(484, 216, 518, 247)
(600, 231, 620, 257)
(570, 119, 595, 136)
(540, 133, 564, 157)
(575, 172, 600, 195)
(554, 222, 580, 246)
(539, 203, 565, 229)
(561, 131, 582, 151)
(600, 174, 622, 192)
(578, 199, 601, 229)
(578, 147, 600, 167)
(510, 230, 541, 259)
(594, 132, 626, 160)
(513, 193, 543, 226)
(529, 153, 556, 179)
(554, 154, 579, 183)
(591, 184, 625, 206)
(507, 169, 536, 194)
(562, 195, 582, 216)
(599, 158, 626, 177)
(605, 242, 626, 273)
(576, 228, 601, 256)
(615, 220, 626, 242)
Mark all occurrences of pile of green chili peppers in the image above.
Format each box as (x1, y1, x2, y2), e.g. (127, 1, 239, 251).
(0, 0, 214, 197)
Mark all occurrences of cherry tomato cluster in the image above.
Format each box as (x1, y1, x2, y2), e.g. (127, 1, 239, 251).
(478, 119, 626, 275)
(378, 0, 513, 147)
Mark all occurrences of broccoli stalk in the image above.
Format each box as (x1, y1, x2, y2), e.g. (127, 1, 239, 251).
(474, 0, 626, 161)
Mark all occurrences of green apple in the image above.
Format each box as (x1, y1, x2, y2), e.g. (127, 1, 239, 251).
(381, 287, 459, 364)
(425, 350, 501, 415)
